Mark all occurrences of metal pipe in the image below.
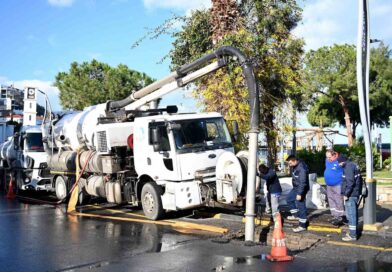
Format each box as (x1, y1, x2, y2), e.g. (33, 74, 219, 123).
(244, 132, 258, 241)
(108, 71, 178, 110)
(357, 0, 375, 225)
(125, 62, 223, 111)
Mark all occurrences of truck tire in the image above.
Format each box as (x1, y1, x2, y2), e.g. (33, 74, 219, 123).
(55, 176, 68, 201)
(78, 186, 91, 205)
(15, 171, 23, 194)
(141, 182, 164, 220)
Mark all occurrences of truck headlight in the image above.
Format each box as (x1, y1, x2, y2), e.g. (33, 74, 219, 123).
(24, 177, 31, 184)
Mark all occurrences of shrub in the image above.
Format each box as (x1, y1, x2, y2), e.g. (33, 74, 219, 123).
(296, 140, 379, 176)
(384, 158, 391, 169)
(297, 148, 326, 176)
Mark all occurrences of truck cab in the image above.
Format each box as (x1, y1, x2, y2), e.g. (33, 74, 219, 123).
(133, 112, 234, 212)
(13, 126, 52, 191)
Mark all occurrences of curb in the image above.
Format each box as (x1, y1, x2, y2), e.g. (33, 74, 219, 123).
(214, 213, 342, 233)
(214, 212, 392, 237)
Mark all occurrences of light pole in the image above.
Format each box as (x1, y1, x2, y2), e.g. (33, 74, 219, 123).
(357, 0, 377, 227)
(378, 133, 382, 170)
(390, 116, 392, 172)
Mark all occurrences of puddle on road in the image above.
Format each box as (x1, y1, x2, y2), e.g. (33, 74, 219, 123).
(213, 255, 392, 272)
(325, 258, 392, 272)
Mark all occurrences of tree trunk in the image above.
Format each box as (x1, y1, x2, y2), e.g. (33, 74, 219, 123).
(265, 112, 277, 168)
(210, 0, 239, 44)
(339, 95, 353, 146)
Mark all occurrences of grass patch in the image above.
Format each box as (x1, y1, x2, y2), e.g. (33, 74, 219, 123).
(315, 170, 392, 186)
(374, 170, 392, 179)
(317, 177, 325, 185)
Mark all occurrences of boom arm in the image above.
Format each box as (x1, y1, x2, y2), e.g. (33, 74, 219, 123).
(107, 46, 259, 132)
(124, 61, 224, 111)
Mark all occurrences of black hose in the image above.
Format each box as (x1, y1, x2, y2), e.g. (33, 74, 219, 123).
(107, 46, 259, 131)
(177, 46, 259, 131)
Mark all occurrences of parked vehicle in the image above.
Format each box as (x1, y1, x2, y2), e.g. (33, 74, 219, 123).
(0, 125, 52, 192)
(41, 46, 259, 219)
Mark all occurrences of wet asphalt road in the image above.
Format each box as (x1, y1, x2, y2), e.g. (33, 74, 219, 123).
(1, 193, 392, 272)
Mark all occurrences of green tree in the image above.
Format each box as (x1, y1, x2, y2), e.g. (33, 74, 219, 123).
(55, 59, 154, 110)
(168, 0, 305, 165)
(305, 44, 357, 146)
(305, 43, 392, 146)
(369, 43, 392, 127)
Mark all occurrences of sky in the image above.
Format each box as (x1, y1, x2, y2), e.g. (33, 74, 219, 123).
(0, 0, 391, 143)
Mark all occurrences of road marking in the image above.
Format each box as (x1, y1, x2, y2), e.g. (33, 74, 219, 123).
(70, 208, 228, 234)
(241, 217, 271, 226)
(328, 241, 392, 251)
(85, 205, 148, 218)
(85, 205, 180, 224)
(215, 213, 344, 233)
(308, 225, 342, 234)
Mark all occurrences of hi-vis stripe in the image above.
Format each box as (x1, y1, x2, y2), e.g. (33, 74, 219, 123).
(290, 209, 298, 214)
(349, 225, 357, 230)
(299, 218, 307, 223)
(330, 208, 344, 213)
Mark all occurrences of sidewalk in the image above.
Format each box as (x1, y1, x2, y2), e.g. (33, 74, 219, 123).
(181, 202, 392, 253)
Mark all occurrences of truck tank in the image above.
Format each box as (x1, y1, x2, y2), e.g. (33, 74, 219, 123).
(45, 103, 106, 151)
(43, 103, 133, 174)
(0, 137, 16, 165)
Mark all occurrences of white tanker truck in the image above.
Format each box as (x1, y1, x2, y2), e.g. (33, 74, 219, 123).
(0, 125, 53, 192)
(42, 46, 260, 220)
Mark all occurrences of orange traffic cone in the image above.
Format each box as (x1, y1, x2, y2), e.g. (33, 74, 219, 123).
(6, 176, 15, 199)
(266, 212, 294, 262)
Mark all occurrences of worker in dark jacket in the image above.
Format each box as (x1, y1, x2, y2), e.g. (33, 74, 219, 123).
(286, 155, 310, 233)
(337, 155, 362, 241)
(258, 164, 282, 215)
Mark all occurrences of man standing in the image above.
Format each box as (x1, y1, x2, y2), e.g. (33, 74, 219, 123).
(337, 155, 362, 241)
(324, 149, 346, 226)
(286, 155, 310, 233)
(258, 164, 282, 215)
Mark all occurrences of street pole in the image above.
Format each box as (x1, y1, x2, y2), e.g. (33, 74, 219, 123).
(390, 116, 392, 172)
(280, 138, 285, 172)
(379, 133, 382, 170)
(292, 108, 296, 155)
(357, 0, 376, 226)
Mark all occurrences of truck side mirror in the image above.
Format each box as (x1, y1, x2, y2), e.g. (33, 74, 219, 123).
(13, 133, 20, 150)
(168, 123, 181, 131)
(232, 120, 239, 142)
(151, 128, 162, 152)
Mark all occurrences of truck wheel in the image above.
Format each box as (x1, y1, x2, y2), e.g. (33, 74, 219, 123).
(15, 171, 23, 194)
(141, 182, 164, 220)
(55, 176, 68, 201)
(78, 186, 90, 205)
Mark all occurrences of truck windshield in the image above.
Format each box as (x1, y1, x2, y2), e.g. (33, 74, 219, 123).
(25, 133, 44, 152)
(172, 118, 232, 152)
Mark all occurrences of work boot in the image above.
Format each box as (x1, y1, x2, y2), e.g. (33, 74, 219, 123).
(265, 208, 272, 215)
(292, 226, 307, 233)
(331, 217, 344, 226)
(342, 233, 357, 241)
(287, 215, 299, 220)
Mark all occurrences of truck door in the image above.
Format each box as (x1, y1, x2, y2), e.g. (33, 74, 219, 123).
(146, 122, 178, 181)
